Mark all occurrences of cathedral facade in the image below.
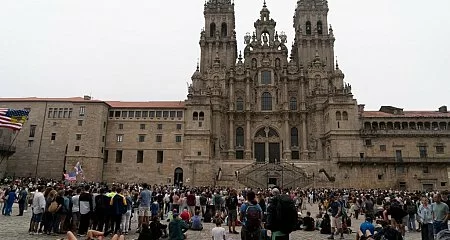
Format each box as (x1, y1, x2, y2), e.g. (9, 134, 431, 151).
(1, 0, 449, 190)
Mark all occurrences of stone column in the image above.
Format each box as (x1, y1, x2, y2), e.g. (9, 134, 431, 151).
(301, 113, 308, 160)
(228, 114, 234, 158)
(245, 113, 252, 159)
(265, 128, 269, 163)
(284, 113, 291, 161)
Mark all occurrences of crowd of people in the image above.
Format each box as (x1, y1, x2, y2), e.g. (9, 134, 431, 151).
(1, 176, 450, 240)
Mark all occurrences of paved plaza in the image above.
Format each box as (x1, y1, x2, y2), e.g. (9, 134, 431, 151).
(0, 203, 426, 240)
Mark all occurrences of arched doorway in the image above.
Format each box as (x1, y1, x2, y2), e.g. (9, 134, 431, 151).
(174, 167, 183, 187)
(254, 127, 280, 163)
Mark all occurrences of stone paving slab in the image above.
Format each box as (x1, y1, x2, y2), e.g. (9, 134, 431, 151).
(0, 203, 422, 240)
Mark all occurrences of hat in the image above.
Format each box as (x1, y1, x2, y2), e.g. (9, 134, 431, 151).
(172, 209, 179, 217)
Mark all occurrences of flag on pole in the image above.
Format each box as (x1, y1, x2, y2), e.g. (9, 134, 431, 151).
(0, 108, 30, 130)
(65, 172, 77, 181)
(74, 162, 83, 175)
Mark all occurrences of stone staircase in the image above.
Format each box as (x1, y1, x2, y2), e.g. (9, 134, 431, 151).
(236, 162, 313, 189)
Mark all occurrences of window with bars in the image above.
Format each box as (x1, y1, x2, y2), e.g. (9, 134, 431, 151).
(261, 92, 272, 111)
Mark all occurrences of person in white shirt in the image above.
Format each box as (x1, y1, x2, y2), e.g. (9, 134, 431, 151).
(30, 186, 46, 234)
(71, 188, 81, 232)
(211, 217, 226, 240)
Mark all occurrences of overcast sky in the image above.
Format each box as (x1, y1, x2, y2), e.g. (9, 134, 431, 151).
(0, 0, 449, 110)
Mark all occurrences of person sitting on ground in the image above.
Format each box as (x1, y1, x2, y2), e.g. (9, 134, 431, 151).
(190, 210, 203, 231)
(149, 216, 168, 239)
(211, 217, 226, 240)
(315, 213, 323, 230)
(64, 230, 116, 240)
(356, 217, 375, 240)
(320, 213, 332, 235)
(180, 207, 191, 224)
(303, 211, 315, 231)
(137, 223, 152, 240)
(169, 209, 189, 240)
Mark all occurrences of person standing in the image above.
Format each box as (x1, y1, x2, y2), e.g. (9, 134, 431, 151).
(137, 183, 151, 233)
(78, 185, 93, 236)
(225, 189, 239, 234)
(327, 194, 344, 240)
(71, 188, 81, 233)
(239, 191, 262, 240)
(265, 188, 297, 240)
(17, 186, 28, 216)
(432, 193, 449, 236)
(30, 186, 46, 234)
(418, 197, 434, 240)
(110, 187, 127, 234)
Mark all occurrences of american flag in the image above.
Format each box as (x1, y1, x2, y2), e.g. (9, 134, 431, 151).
(65, 172, 77, 181)
(0, 108, 30, 130)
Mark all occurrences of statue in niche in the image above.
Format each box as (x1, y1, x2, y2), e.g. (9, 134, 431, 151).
(219, 135, 226, 150)
(309, 135, 318, 151)
(262, 33, 268, 45)
(251, 58, 257, 70)
(275, 58, 280, 69)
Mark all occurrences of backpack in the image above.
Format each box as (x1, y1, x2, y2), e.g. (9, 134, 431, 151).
(48, 201, 59, 214)
(245, 204, 262, 231)
(406, 204, 416, 216)
(275, 195, 297, 234)
(117, 195, 128, 215)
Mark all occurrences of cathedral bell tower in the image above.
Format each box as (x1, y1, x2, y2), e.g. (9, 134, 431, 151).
(293, 0, 335, 71)
(200, 0, 237, 73)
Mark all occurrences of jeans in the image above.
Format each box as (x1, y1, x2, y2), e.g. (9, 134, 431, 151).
(433, 221, 448, 235)
(4, 202, 13, 215)
(79, 213, 91, 235)
(18, 201, 25, 215)
(421, 223, 434, 240)
(52, 213, 62, 233)
(121, 210, 131, 233)
(407, 215, 416, 231)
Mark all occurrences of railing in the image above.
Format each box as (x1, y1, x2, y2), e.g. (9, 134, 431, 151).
(361, 129, 450, 136)
(0, 143, 16, 153)
(337, 157, 449, 164)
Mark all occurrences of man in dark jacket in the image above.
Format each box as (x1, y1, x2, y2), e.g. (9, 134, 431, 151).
(110, 187, 127, 234)
(78, 185, 93, 236)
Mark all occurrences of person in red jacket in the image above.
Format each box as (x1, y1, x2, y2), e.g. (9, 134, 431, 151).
(180, 207, 191, 224)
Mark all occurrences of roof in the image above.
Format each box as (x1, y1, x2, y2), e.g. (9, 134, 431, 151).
(362, 111, 450, 118)
(0, 97, 104, 103)
(106, 101, 185, 109)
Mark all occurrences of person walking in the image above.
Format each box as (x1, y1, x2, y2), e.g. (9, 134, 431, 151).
(432, 193, 449, 236)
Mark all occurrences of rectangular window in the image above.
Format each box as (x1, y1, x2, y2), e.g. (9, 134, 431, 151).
(109, 111, 114, 118)
(103, 122, 106, 128)
(156, 134, 162, 142)
(119, 123, 123, 130)
(48, 108, 53, 118)
(157, 151, 164, 163)
(53, 110, 57, 118)
(139, 135, 145, 142)
(68, 108, 72, 118)
(436, 146, 445, 154)
(115, 111, 121, 118)
(157, 124, 163, 130)
(175, 135, 182, 143)
(236, 150, 244, 159)
(116, 150, 123, 163)
(441, 182, 447, 187)
(128, 111, 135, 118)
(149, 111, 155, 118)
(137, 150, 144, 163)
(140, 124, 145, 130)
(419, 146, 427, 158)
(51, 133, 56, 141)
(163, 111, 169, 118)
(365, 139, 372, 146)
(76, 134, 81, 140)
(58, 108, 63, 118)
(261, 71, 272, 84)
(176, 111, 183, 118)
(79, 106, 85, 116)
(176, 124, 182, 130)
(380, 145, 386, 151)
(75, 146, 80, 151)
(197, 151, 202, 156)
(396, 150, 403, 162)
(117, 134, 123, 142)
(142, 111, 148, 118)
(135, 111, 141, 118)
(102, 136, 105, 142)
(170, 111, 176, 118)
(104, 150, 109, 163)
(198, 122, 202, 127)
(78, 120, 83, 126)
(63, 108, 68, 118)
(156, 111, 162, 118)
(29, 125, 37, 137)
(121, 111, 128, 118)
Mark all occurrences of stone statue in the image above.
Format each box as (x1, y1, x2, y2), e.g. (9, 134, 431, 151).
(219, 135, 226, 150)
(309, 135, 318, 150)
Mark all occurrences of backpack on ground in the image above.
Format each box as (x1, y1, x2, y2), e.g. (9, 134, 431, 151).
(48, 201, 60, 214)
(275, 195, 297, 234)
(245, 204, 262, 231)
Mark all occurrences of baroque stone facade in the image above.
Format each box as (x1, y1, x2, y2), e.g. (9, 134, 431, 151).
(0, 0, 449, 190)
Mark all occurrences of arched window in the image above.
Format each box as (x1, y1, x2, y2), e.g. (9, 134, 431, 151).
(306, 21, 312, 35)
(199, 112, 205, 121)
(261, 71, 271, 84)
(236, 97, 244, 111)
(193, 112, 198, 121)
(221, 23, 227, 37)
(291, 127, 299, 147)
(342, 111, 348, 120)
(210, 23, 216, 37)
(317, 21, 323, 35)
(236, 127, 244, 147)
(290, 97, 297, 110)
(336, 111, 341, 121)
(261, 92, 272, 111)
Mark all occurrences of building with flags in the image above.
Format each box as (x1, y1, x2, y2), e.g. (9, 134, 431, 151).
(1, 1, 450, 190)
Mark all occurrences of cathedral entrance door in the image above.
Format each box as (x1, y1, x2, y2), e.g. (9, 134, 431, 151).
(174, 167, 183, 187)
(269, 143, 280, 163)
(255, 143, 265, 163)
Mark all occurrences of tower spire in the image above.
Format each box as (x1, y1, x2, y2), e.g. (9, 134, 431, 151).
(263, 0, 267, 7)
